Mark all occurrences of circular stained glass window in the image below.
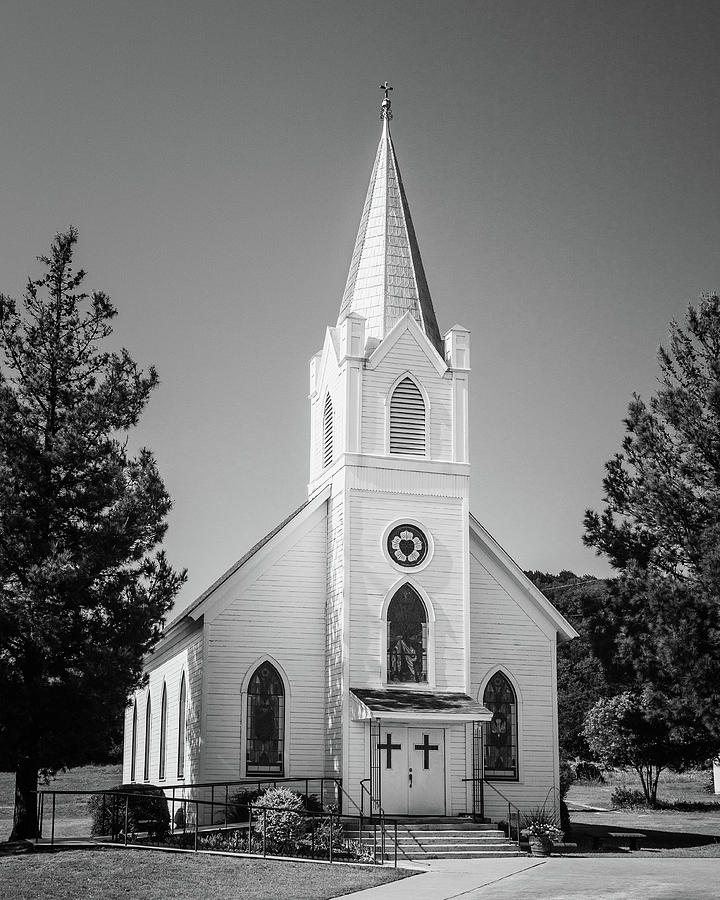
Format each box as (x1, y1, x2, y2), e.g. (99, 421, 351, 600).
(387, 524, 428, 567)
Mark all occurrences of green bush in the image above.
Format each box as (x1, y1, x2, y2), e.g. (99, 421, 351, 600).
(87, 784, 170, 839)
(559, 760, 576, 800)
(611, 787, 648, 809)
(228, 788, 262, 823)
(573, 760, 605, 782)
(253, 787, 306, 853)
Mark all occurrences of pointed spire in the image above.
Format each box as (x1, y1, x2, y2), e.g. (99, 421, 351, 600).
(337, 86, 443, 355)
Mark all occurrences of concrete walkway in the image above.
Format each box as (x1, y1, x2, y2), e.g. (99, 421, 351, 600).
(341, 858, 720, 899)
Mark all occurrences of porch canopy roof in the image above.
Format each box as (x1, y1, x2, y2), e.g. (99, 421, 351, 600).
(350, 688, 493, 723)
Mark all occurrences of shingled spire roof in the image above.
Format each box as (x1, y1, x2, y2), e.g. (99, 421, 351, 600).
(337, 86, 443, 355)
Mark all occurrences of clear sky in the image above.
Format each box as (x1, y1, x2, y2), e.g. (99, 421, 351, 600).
(1, 1, 719, 614)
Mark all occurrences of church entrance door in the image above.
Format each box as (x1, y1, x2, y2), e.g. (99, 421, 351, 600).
(377, 726, 446, 815)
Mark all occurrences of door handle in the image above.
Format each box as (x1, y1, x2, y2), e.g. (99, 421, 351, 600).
(408, 767, 413, 789)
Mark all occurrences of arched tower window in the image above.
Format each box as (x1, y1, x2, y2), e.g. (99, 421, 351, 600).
(483, 672, 518, 781)
(246, 662, 285, 775)
(143, 693, 152, 782)
(177, 673, 186, 779)
(389, 377, 426, 456)
(386, 584, 428, 683)
(159, 682, 168, 781)
(322, 393, 334, 468)
(130, 700, 138, 782)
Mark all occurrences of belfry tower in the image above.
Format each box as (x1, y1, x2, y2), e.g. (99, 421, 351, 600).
(308, 84, 482, 815)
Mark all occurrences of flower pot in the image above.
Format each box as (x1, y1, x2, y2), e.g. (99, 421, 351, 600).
(529, 836, 552, 857)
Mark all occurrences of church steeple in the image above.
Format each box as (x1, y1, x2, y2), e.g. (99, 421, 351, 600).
(337, 85, 443, 355)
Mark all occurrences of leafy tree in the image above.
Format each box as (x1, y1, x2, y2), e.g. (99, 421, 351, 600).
(583, 294, 720, 756)
(582, 691, 704, 804)
(0, 229, 185, 840)
(525, 571, 612, 759)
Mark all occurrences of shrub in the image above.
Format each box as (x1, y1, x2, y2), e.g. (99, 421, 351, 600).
(559, 760, 576, 800)
(88, 784, 170, 839)
(252, 787, 306, 853)
(611, 787, 648, 809)
(573, 760, 605, 782)
(228, 788, 262, 823)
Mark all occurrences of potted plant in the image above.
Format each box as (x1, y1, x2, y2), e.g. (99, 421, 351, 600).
(522, 807, 563, 857)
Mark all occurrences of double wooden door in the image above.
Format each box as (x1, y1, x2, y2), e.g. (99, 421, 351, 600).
(377, 726, 445, 815)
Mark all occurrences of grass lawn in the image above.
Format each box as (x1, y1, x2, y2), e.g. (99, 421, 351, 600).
(567, 767, 718, 811)
(0, 766, 123, 840)
(0, 847, 411, 899)
(565, 768, 720, 858)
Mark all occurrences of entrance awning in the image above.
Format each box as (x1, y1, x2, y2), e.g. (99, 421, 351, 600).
(350, 688, 493, 723)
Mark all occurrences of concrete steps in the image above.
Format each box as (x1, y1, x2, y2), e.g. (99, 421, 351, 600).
(345, 817, 525, 860)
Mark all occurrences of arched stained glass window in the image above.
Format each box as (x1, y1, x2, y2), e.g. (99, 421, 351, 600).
(177, 674, 186, 779)
(143, 694, 152, 781)
(386, 584, 427, 683)
(483, 672, 518, 780)
(159, 683, 168, 781)
(246, 662, 285, 775)
(130, 700, 137, 782)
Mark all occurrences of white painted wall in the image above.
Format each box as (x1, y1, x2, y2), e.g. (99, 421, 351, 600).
(469, 549, 560, 820)
(201, 516, 328, 782)
(122, 625, 203, 789)
(362, 328, 453, 461)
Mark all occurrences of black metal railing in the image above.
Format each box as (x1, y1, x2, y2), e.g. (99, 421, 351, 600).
(32, 782, 398, 867)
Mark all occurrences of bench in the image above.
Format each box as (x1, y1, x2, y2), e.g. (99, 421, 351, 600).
(593, 831, 645, 851)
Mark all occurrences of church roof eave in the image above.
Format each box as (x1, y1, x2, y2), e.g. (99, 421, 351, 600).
(163, 486, 331, 632)
(469, 514, 579, 643)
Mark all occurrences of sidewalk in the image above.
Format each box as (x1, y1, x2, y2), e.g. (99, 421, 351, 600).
(341, 857, 720, 899)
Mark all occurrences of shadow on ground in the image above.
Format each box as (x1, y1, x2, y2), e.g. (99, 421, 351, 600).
(568, 821, 720, 856)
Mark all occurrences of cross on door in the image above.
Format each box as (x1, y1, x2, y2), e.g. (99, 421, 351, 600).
(377, 732, 402, 768)
(414, 733, 439, 769)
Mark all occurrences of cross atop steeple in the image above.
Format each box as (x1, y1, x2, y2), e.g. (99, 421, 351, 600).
(379, 81, 393, 120)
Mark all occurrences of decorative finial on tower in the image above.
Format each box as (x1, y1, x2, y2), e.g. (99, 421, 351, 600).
(379, 81, 393, 120)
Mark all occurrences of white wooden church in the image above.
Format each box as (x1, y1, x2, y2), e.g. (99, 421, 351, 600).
(123, 89, 577, 822)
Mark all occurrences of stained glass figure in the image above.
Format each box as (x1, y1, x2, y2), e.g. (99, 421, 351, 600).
(483, 671, 518, 780)
(247, 662, 285, 775)
(387, 584, 427, 683)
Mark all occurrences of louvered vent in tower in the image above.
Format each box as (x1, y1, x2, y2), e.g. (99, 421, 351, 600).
(389, 377, 426, 456)
(322, 393, 334, 468)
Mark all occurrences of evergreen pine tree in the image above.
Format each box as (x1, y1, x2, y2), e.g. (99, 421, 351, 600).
(0, 229, 185, 839)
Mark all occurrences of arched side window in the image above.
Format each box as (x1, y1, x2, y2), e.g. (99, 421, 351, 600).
(389, 376, 426, 456)
(246, 662, 285, 775)
(143, 693, 152, 782)
(177, 673, 186, 779)
(483, 671, 518, 781)
(159, 682, 168, 781)
(322, 393, 334, 468)
(130, 700, 138, 782)
(386, 584, 428, 683)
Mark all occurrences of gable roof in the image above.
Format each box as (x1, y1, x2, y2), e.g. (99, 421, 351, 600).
(469, 513, 579, 642)
(337, 114, 443, 356)
(164, 488, 330, 631)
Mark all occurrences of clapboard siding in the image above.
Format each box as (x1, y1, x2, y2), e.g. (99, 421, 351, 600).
(122, 629, 203, 789)
(468, 550, 559, 817)
(325, 489, 345, 776)
(362, 330, 452, 460)
(448, 726, 467, 815)
(348, 491, 466, 690)
(202, 518, 327, 782)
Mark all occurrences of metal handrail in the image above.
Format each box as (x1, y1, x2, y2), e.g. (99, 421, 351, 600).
(462, 777, 523, 850)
